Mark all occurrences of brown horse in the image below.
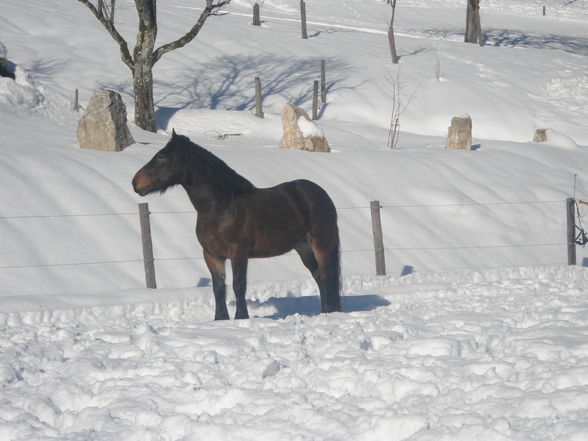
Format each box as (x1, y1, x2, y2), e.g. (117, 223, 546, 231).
(132, 131, 341, 320)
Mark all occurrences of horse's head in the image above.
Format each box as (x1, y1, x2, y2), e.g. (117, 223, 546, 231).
(132, 130, 190, 196)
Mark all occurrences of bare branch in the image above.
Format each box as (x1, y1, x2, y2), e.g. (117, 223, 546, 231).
(77, 0, 134, 71)
(152, 0, 230, 65)
(386, 71, 419, 149)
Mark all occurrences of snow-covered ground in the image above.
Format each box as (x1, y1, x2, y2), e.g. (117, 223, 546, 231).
(1, 0, 588, 439)
(2, 266, 588, 441)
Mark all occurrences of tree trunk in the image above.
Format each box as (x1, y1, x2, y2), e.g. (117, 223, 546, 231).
(133, 0, 157, 131)
(252, 2, 261, 26)
(388, 0, 398, 64)
(300, 0, 308, 39)
(133, 61, 156, 132)
(77, 0, 230, 133)
(465, 0, 482, 44)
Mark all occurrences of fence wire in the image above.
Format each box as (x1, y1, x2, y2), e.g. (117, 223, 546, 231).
(0, 198, 569, 271)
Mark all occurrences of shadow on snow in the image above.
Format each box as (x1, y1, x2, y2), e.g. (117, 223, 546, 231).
(250, 293, 391, 320)
(153, 55, 350, 128)
(410, 28, 588, 55)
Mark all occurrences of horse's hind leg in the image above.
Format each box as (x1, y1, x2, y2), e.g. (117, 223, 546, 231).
(295, 238, 320, 283)
(203, 250, 229, 320)
(311, 237, 341, 313)
(296, 237, 341, 313)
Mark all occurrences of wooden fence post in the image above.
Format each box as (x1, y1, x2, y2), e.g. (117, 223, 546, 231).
(300, 0, 308, 39)
(312, 80, 319, 120)
(320, 59, 326, 103)
(252, 2, 261, 26)
(139, 202, 157, 288)
(255, 77, 264, 118)
(73, 89, 79, 112)
(370, 200, 386, 275)
(542, 6, 546, 16)
(567, 198, 576, 265)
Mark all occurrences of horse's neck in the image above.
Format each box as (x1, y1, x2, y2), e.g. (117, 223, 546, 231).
(182, 181, 227, 214)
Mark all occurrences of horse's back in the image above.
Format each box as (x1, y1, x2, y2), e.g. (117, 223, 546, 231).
(280, 179, 335, 208)
(243, 179, 337, 257)
(278, 179, 338, 241)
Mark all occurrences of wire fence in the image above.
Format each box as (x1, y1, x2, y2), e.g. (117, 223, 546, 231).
(379, 199, 566, 252)
(0, 198, 572, 275)
(374, 198, 571, 273)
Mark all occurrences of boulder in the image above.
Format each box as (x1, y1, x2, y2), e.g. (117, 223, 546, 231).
(446, 115, 472, 150)
(533, 128, 547, 142)
(77, 89, 135, 152)
(0, 42, 15, 80)
(278, 103, 329, 152)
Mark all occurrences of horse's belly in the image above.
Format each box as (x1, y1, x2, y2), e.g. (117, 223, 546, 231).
(250, 225, 306, 258)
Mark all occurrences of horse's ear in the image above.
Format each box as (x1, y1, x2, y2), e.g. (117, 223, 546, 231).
(172, 129, 177, 138)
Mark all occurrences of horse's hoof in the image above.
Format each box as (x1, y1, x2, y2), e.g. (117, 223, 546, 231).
(214, 314, 230, 320)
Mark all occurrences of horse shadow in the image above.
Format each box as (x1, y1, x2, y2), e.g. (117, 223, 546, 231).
(250, 293, 391, 320)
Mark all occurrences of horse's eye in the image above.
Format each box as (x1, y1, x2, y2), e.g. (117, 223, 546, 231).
(156, 154, 167, 163)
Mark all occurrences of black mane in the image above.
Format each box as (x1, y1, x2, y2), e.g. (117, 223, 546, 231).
(176, 134, 255, 196)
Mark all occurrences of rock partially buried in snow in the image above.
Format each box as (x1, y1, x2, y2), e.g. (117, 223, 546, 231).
(77, 89, 135, 152)
(279, 103, 330, 152)
(446, 115, 472, 150)
(533, 128, 578, 150)
(533, 128, 547, 142)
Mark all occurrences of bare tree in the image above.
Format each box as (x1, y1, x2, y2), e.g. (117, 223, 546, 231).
(77, 0, 230, 132)
(465, 0, 483, 45)
(388, 0, 399, 64)
(387, 71, 418, 149)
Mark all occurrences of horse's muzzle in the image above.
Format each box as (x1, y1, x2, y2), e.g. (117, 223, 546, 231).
(132, 171, 150, 196)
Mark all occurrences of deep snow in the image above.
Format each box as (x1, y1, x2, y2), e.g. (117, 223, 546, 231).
(1, 0, 588, 440)
(2, 267, 588, 441)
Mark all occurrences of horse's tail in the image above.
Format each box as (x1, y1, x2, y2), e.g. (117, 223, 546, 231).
(298, 178, 342, 312)
(327, 226, 342, 312)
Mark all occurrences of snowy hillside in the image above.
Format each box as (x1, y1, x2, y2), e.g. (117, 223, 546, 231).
(1, 0, 588, 440)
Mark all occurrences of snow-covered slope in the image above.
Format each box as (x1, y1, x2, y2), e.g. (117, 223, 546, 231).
(1, 0, 588, 440)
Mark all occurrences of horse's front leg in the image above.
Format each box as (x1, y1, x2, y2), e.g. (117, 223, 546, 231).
(203, 250, 229, 320)
(231, 254, 249, 319)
